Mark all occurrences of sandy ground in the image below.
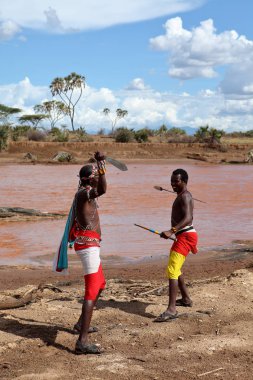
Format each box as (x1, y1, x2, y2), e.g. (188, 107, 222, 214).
(0, 243, 253, 380)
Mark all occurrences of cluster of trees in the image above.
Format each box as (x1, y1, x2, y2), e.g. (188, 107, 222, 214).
(0, 72, 85, 131)
(0, 71, 131, 149)
(0, 70, 253, 150)
(112, 124, 228, 144)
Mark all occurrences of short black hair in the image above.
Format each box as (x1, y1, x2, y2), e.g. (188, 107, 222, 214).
(172, 168, 188, 183)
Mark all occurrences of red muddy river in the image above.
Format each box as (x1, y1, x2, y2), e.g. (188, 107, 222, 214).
(0, 162, 252, 266)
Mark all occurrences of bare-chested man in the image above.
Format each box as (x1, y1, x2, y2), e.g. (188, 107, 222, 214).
(155, 168, 198, 322)
(69, 151, 107, 354)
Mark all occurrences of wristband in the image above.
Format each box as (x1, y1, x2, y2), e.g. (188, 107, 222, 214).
(97, 159, 106, 175)
(171, 227, 177, 233)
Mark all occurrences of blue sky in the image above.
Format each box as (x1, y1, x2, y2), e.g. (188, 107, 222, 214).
(1, 0, 253, 132)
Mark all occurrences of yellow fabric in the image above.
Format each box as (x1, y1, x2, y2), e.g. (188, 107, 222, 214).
(166, 250, 186, 279)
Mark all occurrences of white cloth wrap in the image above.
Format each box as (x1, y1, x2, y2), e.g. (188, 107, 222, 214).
(76, 246, 101, 275)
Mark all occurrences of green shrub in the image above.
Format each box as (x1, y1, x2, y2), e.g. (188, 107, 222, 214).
(245, 130, 253, 137)
(115, 127, 135, 143)
(76, 127, 93, 142)
(11, 125, 31, 141)
(134, 128, 149, 143)
(167, 127, 186, 136)
(50, 127, 69, 142)
(0, 125, 10, 151)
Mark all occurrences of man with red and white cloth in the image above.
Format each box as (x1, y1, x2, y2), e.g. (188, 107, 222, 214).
(69, 151, 107, 354)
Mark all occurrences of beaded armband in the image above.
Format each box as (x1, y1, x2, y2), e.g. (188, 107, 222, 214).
(171, 226, 177, 234)
(97, 159, 106, 175)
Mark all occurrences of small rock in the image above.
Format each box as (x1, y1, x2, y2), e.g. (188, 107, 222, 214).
(52, 151, 73, 162)
(24, 152, 37, 161)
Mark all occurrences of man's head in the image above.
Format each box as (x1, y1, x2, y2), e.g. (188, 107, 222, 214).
(171, 168, 188, 193)
(79, 164, 98, 187)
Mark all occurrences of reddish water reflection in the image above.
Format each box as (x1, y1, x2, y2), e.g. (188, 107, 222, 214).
(0, 163, 253, 265)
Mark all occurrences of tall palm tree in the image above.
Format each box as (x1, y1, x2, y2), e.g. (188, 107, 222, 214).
(50, 72, 85, 131)
(103, 108, 128, 134)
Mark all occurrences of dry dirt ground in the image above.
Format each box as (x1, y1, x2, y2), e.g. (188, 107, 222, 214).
(0, 251, 253, 380)
(1, 140, 253, 165)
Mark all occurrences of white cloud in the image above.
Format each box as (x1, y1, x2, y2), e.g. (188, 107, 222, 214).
(243, 84, 253, 93)
(0, 0, 205, 36)
(123, 95, 178, 125)
(126, 78, 149, 91)
(0, 77, 49, 108)
(219, 62, 253, 98)
(44, 7, 63, 32)
(219, 99, 253, 116)
(1, 77, 253, 132)
(150, 17, 253, 80)
(0, 20, 20, 40)
(199, 89, 216, 97)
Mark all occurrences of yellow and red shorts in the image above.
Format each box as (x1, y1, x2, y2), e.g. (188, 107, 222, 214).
(166, 230, 198, 280)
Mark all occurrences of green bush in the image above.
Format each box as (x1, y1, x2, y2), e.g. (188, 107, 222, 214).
(11, 125, 31, 141)
(0, 125, 10, 151)
(50, 127, 69, 142)
(167, 127, 186, 136)
(115, 127, 135, 143)
(245, 130, 253, 137)
(76, 127, 94, 142)
(227, 130, 253, 138)
(134, 128, 149, 143)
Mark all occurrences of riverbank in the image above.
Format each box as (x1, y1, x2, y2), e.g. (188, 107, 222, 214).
(1, 240, 253, 291)
(0, 242, 253, 379)
(1, 140, 253, 164)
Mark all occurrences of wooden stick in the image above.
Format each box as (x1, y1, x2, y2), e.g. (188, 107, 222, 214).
(134, 223, 176, 241)
(197, 368, 224, 377)
(139, 284, 168, 296)
(154, 185, 207, 204)
(182, 369, 197, 376)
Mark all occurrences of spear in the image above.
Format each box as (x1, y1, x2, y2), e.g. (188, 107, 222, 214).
(134, 223, 176, 241)
(154, 185, 207, 204)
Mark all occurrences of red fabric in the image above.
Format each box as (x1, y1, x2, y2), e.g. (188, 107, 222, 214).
(84, 264, 106, 300)
(171, 231, 198, 257)
(70, 222, 101, 251)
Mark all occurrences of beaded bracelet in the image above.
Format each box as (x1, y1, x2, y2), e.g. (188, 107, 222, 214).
(97, 159, 106, 175)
